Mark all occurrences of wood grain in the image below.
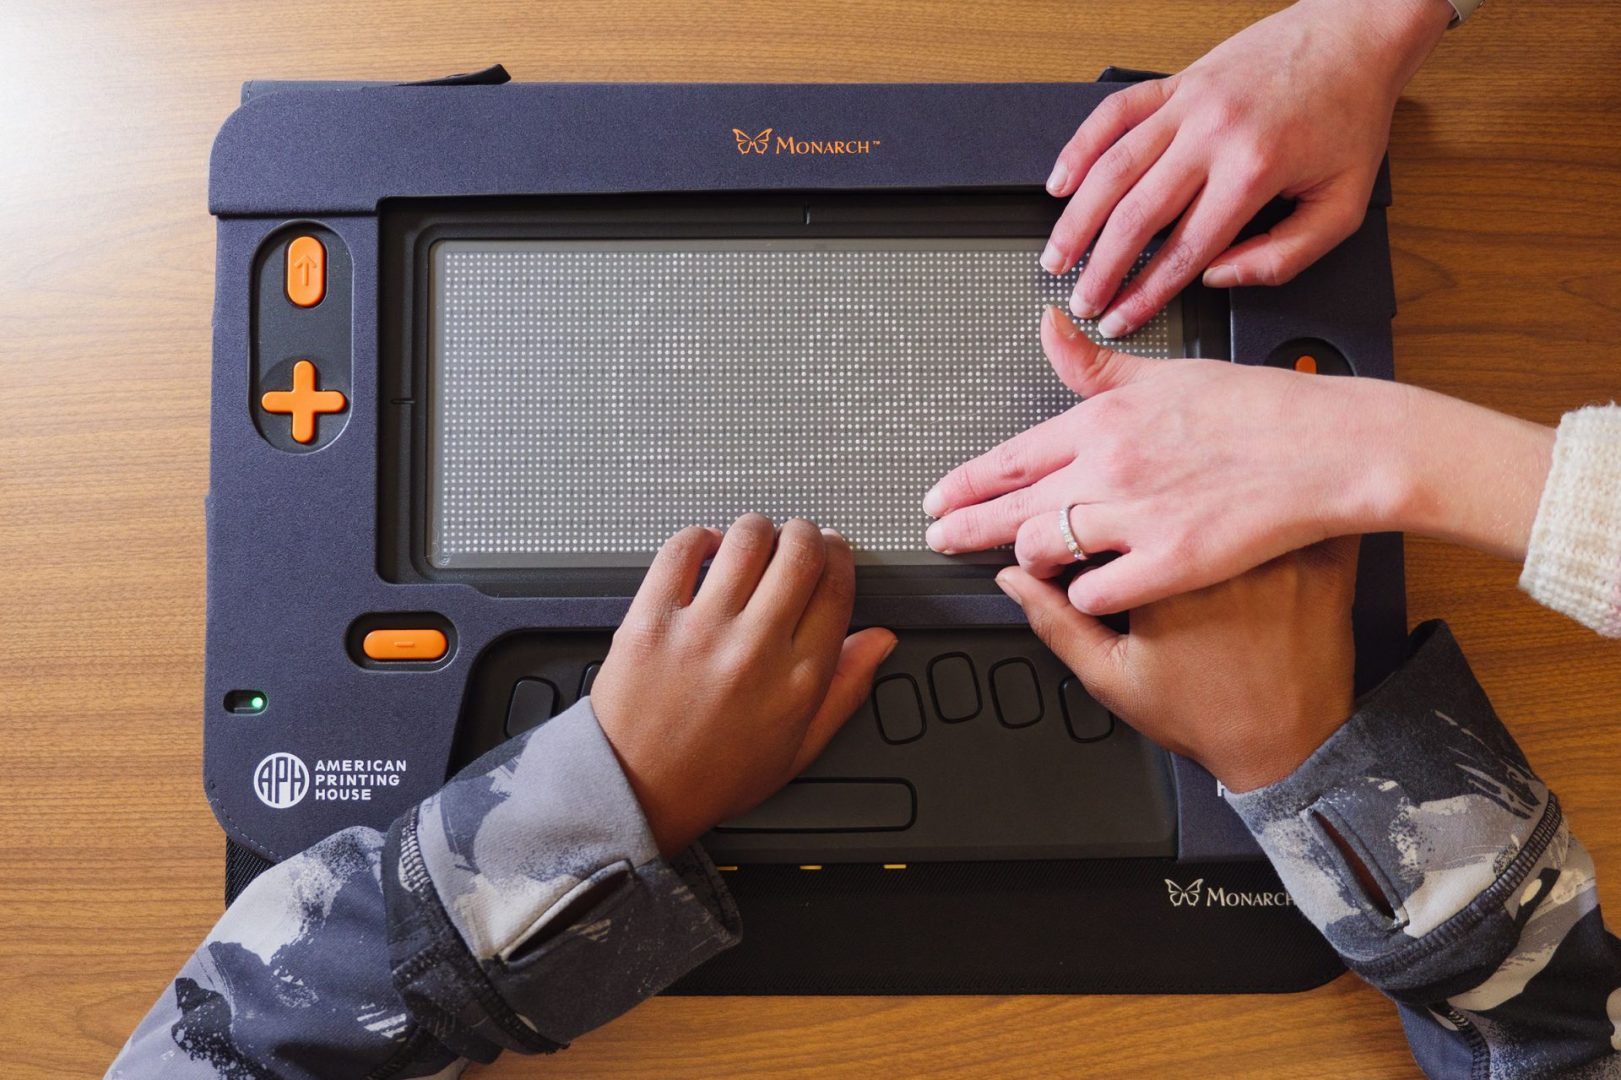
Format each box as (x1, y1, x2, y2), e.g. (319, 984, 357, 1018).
(2, 1, 1618, 1076)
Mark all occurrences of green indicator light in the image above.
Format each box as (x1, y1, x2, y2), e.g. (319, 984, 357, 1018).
(226, 690, 268, 715)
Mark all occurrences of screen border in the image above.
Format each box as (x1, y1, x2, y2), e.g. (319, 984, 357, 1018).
(378, 192, 1229, 597)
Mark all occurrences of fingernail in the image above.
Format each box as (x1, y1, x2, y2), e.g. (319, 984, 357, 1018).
(1096, 310, 1128, 339)
(1040, 241, 1065, 275)
(995, 569, 1023, 604)
(1203, 264, 1238, 289)
(925, 521, 950, 553)
(1045, 161, 1069, 195)
(879, 634, 900, 663)
(1046, 305, 1079, 338)
(922, 485, 946, 518)
(1070, 289, 1100, 320)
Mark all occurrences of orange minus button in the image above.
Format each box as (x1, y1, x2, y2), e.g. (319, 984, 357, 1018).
(286, 235, 326, 307)
(362, 628, 447, 662)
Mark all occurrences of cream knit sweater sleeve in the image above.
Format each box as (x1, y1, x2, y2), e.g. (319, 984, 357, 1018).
(1519, 405, 1621, 637)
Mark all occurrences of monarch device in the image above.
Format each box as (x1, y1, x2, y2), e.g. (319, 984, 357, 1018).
(206, 67, 1405, 994)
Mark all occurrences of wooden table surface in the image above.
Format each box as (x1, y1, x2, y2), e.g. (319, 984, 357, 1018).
(4, 1, 1619, 1076)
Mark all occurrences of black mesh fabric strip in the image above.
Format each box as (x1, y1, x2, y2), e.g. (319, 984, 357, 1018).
(224, 838, 277, 906)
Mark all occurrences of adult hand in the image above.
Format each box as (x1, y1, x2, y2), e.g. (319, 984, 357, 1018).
(923, 308, 1554, 615)
(997, 539, 1359, 793)
(1041, 0, 1454, 338)
(591, 514, 897, 855)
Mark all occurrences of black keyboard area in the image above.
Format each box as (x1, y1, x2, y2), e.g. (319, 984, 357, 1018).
(452, 628, 1177, 863)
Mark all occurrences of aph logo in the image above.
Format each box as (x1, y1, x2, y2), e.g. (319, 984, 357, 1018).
(732, 127, 773, 154)
(254, 752, 310, 809)
(1165, 878, 1204, 907)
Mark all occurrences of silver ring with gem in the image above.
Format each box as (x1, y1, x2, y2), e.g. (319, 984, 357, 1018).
(1058, 506, 1086, 562)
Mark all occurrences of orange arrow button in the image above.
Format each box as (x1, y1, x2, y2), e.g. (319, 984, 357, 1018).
(285, 235, 326, 308)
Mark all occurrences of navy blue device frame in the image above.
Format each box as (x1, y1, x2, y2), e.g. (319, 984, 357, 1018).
(206, 79, 1405, 893)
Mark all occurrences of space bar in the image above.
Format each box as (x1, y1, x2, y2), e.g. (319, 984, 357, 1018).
(714, 780, 916, 832)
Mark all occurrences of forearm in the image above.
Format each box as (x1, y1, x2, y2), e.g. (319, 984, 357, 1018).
(108, 827, 460, 1079)
(389, 698, 739, 1057)
(1294, 0, 1454, 92)
(108, 700, 739, 1078)
(1227, 623, 1621, 1077)
(1368, 381, 1556, 561)
(1351, 385, 1621, 638)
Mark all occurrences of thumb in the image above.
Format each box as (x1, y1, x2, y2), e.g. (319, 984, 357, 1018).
(1042, 306, 1151, 398)
(1201, 192, 1365, 289)
(791, 627, 898, 775)
(996, 566, 1126, 703)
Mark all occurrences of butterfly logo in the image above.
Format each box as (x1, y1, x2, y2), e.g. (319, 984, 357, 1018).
(732, 127, 773, 154)
(1165, 878, 1204, 907)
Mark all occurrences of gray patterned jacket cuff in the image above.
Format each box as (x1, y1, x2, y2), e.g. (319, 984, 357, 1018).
(1224, 621, 1563, 999)
(385, 698, 740, 1060)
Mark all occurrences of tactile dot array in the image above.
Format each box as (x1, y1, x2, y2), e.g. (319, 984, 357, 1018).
(430, 241, 1180, 567)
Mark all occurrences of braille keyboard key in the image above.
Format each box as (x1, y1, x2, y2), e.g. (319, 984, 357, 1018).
(928, 653, 981, 722)
(715, 780, 916, 832)
(505, 678, 558, 737)
(990, 658, 1043, 728)
(873, 674, 925, 744)
(580, 661, 602, 698)
(1060, 676, 1113, 742)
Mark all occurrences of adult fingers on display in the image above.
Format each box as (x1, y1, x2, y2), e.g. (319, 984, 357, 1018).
(592, 514, 898, 856)
(1041, 0, 1452, 338)
(926, 307, 1394, 615)
(996, 539, 1360, 794)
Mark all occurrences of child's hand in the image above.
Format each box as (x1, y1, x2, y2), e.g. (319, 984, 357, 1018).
(995, 539, 1358, 793)
(1041, 0, 1453, 337)
(590, 515, 897, 855)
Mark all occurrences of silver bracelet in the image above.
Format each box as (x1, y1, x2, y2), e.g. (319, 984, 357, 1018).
(1446, 0, 1483, 25)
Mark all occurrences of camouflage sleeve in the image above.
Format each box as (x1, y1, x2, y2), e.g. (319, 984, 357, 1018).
(1227, 621, 1621, 1079)
(106, 699, 741, 1078)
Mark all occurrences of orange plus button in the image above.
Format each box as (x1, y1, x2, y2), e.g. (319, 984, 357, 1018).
(285, 235, 326, 307)
(261, 360, 346, 444)
(362, 629, 448, 662)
